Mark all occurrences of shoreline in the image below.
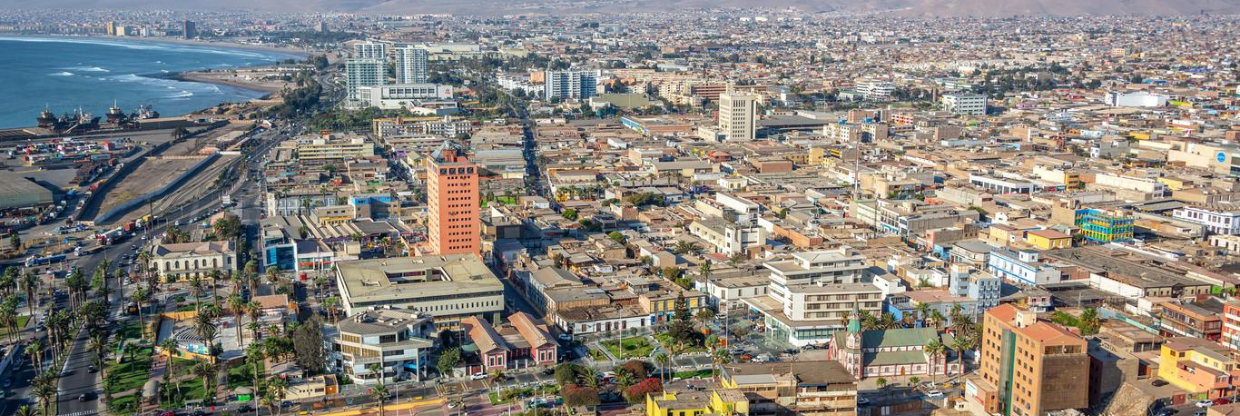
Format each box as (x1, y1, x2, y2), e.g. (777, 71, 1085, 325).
(0, 33, 311, 58)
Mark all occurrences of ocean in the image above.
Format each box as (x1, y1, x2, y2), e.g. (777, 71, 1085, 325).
(0, 36, 303, 129)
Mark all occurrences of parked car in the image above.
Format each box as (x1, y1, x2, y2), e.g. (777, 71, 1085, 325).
(469, 373, 489, 380)
(925, 390, 944, 399)
(1152, 379, 1169, 387)
(1196, 400, 1214, 408)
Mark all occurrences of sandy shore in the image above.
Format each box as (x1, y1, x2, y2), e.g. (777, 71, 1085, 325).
(177, 70, 291, 95)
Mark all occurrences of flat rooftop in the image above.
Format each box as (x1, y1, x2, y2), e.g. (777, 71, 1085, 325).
(336, 254, 502, 303)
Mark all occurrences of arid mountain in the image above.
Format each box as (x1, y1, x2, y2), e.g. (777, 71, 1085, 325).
(21, 0, 1240, 15)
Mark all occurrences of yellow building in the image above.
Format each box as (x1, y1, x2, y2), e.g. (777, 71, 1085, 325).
(646, 389, 749, 416)
(808, 148, 826, 166)
(1157, 337, 1239, 400)
(1025, 229, 1072, 250)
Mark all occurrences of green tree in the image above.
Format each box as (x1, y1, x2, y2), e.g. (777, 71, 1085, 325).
(668, 292, 696, 345)
(438, 347, 461, 376)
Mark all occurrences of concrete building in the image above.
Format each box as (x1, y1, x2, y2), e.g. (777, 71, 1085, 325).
(0, 171, 55, 210)
(426, 141, 480, 256)
(329, 308, 436, 384)
(543, 70, 599, 100)
(149, 240, 237, 282)
(394, 46, 429, 84)
(1172, 204, 1240, 235)
(856, 80, 894, 101)
(968, 304, 1089, 416)
(827, 317, 957, 381)
(942, 93, 987, 115)
(1157, 337, 1240, 400)
(333, 255, 503, 329)
(345, 58, 385, 101)
(182, 20, 196, 39)
(745, 282, 884, 347)
(687, 219, 766, 256)
(763, 248, 869, 291)
(719, 92, 758, 141)
(718, 360, 859, 416)
(287, 133, 376, 160)
(1104, 91, 1169, 107)
(353, 84, 454, 110)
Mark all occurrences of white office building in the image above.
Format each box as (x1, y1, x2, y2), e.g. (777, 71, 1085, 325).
(857, 81, 894, 101)
(354, 84, 454, 109)
(395, 46, 429, 84)
(354, 41, 388, 60)
(346, 59, 385, 102)
(1105, 91, 1169, 108)
(544, 70, 599, 100)
(942, 93, 987, 115)
(718, 92, 758, 141)
(1172, 205, 1240, 236)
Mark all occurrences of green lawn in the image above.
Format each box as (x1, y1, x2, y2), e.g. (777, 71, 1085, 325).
(227, 361, 264, 390)
(0, 316, 30, 337)
(654, 333, 706, 354)
(600, 337, 655, 359)
(115, 321, 142, 341)
(588, 348, 609, 361)
(105, 347, 154, 395)
(480, 196, 518, 208)
(672, 369, 712, 379)
(108, 393, 140, 414)
(163, 380, 210, 409)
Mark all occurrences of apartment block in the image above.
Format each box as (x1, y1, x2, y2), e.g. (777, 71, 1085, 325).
(968, 304, 1089, 416)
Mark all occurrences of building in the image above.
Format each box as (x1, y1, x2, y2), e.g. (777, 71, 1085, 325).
(287, 133, 376, 160)
(353, 41, 387, 60)
(763, 248, 869, 289)
(745, 282, 884, 347)
(1104, 91, 1169, 107)
(1157, 337, 1240, 400)
(646, 387, 750, 416)
(687, 219, 766, 256)
(426, 141, 480, 256)
(0, 171, 55, 210)
(1074, 209, 1135, 243)
(827, 316, 957, 381)
(333, 255, 503, 328)
(1223, 298, 1240, 352)
(942, 93, 987, 115)
(354, 84, 454, 110)
(1025, 229, 1072, 250)
(968, 304, 1089, 416)
(1172, 205, 1240, 235)
(459, 312, 558, 375)
(719, 92, 759, 141)
(857, 81, 894, 101)
(328, 308, 437, 384)
(345, 59, 385, 101)
(182, 20, 196, 39)
(148, 240, 237, 282)
(1159, 298, 1223, 342)
(543, 70, 599, 100)
(987, 250, 1063, 286)
(395, 46, 429, 84)
(718, 361, 858, 416)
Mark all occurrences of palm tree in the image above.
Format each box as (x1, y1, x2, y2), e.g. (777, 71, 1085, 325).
(33, 378, 55, 416)
(246, 345, 265, 406)
(323, 297, 339, 323)
(192, 361, 218, 400)
(21, 271, 39, 316)
(915, 303, 932, 327)
(132, 287, 150, 340)
(189, 274, 205, 312)
(228, 293, 246, 345)
(579, 366, 601, 389)
(88, 332, 109, 381)
(25, 339, 44, 372)
(674, 240, 699, 255)
(161, 337, 183, 397)
(14, 404, 35, 416)
(711, 348, 731, 376)
(950, 335, 971, 377)
(929, 310, 946, 331)
(267, 375, 289, 415)
(246, 301, 263, 341)
(371, 383, 389, 416)
(924, 339, 945, 383)
(195, 312, 218, 354)
(653, 352, 670, 383)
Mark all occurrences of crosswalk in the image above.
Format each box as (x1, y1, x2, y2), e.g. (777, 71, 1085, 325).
(59, 411, 98, 416)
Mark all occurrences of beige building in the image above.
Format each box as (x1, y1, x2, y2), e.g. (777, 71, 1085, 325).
(334, 254, 503, 329)
(719, 92, 758, 141)
(149, 240, 237, 282)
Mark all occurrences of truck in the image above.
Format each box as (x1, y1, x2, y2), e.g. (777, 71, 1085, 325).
(97, 228, 127, 245)
(75, 245, 104, 257)
(25, 254, 67, 267)
(221, 194, 234, 208)
(122, 220, 137, 232)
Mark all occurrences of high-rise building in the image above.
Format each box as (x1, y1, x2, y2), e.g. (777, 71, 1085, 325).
(543, 70, 599, 100)
(426, 142, 480, 256)
(105, 21, 117, 36)
(345, 59, 385, 101)
(395, 46, 429, 84)
(718, 92, 758, 141)
(942, 92, 987, 115)
(182, 20, 196, 39)
(318, 21, 329, 33)
(967, 304, 1089, 416)
(353, 41, 387, 60)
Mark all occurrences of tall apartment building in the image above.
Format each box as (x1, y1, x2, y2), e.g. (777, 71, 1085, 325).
(543, 70, 599, 100)
(857, 81, 894, 101)
(718, 92, 758, 141)
(969, 304, 1089, 416)
(345, 59, 385, 101)
(395, 46, 429, 84)
(426, 142, 480, 256)
(942, 93, 987, 115)
(1074, 208, 1135, 243)
(182, 20, 196, 39)
(353, 41, 387, 60)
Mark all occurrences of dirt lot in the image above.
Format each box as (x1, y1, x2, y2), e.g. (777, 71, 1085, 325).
(95, 157, 202, 215)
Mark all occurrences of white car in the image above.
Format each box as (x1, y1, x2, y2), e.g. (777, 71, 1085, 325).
(469, 373, 488, 380)
(1196, 400, 1215, 408)
(925, 390, 944, 399)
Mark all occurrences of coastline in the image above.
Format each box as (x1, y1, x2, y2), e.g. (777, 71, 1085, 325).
(0, 33, 311, 58)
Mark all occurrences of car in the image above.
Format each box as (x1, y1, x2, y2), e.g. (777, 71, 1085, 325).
(1196, 400, 1215, 408)
(77, 393, 89, 402)
(158, 412, 177, 416)
(856, 397, 870, 405)
(1195, 411, 1206, 416)
(1157, 409, 1178, 416)
(88, 365, 97, 373)
(447, 401, 459, 409)
(469, 373, 489, 380)
(925, 390, 944, 399)
(541, 367, 555, 376)
(238, 405, 254, 413)
(1152, 379, 1169, 387)
(281, 401, 293, 408)
(1217, 399, 1233, 405)
(557, 333, 573, 342)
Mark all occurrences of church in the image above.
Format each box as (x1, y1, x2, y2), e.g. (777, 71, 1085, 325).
(826, 314, 961, 380)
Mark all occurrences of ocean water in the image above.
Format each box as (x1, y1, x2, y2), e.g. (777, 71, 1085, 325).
(0, 36, 302, 129)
